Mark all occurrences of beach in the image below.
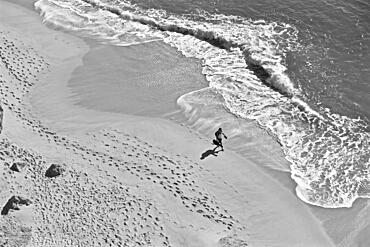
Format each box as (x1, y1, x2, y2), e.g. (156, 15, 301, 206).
(0, 0, 369, 247)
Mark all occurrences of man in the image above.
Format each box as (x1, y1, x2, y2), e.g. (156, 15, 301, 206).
(214, 128, 227, 151)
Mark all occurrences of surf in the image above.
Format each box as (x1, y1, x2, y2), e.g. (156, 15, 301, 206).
(34, 0, 370, 208)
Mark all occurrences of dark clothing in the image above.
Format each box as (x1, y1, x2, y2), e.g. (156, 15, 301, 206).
(215, 130, 223, 142)
(215, 138, 223, 148)
(214, 129, 225, 149)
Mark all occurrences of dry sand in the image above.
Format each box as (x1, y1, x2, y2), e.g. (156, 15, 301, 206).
(1, 0, 366, 246)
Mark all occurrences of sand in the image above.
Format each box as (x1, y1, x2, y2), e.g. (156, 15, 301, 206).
(1, 0, 367, 246)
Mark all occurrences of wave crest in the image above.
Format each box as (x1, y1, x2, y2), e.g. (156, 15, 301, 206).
(81, 0, 299, 98)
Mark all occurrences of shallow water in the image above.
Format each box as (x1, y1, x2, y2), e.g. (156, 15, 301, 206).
(34, 0, 369, 209)
(69, 40, 208, 116)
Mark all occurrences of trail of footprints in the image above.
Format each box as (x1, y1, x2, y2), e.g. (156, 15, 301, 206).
(1, 30, 171, 246)
(0, 31, 47, 86)
(80, 129, 243, 231)
(0, 28, 246, 245)
(1, 138, 171, 246)
(37, 127, 243, 232)
(30, 166, 170, 246)
(0, 30, 49, 134)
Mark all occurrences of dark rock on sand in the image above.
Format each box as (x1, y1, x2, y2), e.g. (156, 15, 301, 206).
(0, 104, 3, 134)
(45, 163, 64, 178)
(10, 162, 27, 172)
(1, 196, 32, 215)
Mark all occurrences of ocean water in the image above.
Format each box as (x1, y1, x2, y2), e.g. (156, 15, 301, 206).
(33, 0, 370, 208)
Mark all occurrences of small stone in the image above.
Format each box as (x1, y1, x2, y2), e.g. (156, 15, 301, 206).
(0, 104, 3, 134)
(45, 163, 65, 178)
(10, 161, 27, 172)
(1, 196, 32, 215)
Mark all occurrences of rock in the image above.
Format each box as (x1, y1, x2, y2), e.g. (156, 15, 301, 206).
(45, 163, 64, 178)
(10, 161, 27, 172)
(0, 104, 3, 134)
(1, 196, 32, 215)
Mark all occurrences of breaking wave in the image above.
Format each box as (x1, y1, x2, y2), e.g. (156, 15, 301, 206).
(34, 0, 370, 208)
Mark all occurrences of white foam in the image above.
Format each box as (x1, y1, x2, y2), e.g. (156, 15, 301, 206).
(35, 0, 161, 45)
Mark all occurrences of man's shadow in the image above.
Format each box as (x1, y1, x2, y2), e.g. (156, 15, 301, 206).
(200, 148, 220, 160)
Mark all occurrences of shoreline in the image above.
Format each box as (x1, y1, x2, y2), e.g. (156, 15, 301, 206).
(0, 0, 359, 246)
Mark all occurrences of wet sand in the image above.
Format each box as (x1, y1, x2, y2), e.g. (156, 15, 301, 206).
(69, 40, 208, 117)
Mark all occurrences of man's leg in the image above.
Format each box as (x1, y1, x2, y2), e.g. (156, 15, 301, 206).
(214, 139, 221, 151)
(218, 139, 224, 151)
